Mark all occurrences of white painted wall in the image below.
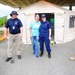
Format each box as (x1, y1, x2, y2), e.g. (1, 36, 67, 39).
(18, 1, 64, 14)
(64, 11, 75, 43)
(18, 13, 26, 44)
(25, 14, 34, 44)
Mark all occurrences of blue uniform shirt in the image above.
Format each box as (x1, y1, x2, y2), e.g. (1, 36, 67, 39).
(30, 21, 41, 36)
(39, 21, 52, 37)
(5, 18, 23, 34)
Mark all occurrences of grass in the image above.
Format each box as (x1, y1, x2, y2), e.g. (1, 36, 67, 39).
(0, 31, 4, 38)
(0, 31, 4, 42)
(0, 16, 7, 27)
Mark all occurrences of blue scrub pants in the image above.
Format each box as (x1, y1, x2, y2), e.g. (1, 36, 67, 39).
(39, 36, 51, 53)
(31, 36, 39, 56)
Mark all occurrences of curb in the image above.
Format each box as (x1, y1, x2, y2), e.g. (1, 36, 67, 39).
(0, 36, 4, 42)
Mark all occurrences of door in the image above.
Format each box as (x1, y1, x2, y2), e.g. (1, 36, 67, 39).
(55, 13, 64, 43)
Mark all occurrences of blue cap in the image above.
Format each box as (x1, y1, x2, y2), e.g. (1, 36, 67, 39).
(10, 11, 18, 16)
(41, 14, 46, 18)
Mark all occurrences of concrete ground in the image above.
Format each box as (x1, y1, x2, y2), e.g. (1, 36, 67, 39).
(0, 40, 75, 75)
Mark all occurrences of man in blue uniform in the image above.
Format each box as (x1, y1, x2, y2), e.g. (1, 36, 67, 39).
(39, 14, 52, 58)
(4, 11, 23, 62)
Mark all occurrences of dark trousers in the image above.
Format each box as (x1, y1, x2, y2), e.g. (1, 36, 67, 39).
(39, 36, 51, 53)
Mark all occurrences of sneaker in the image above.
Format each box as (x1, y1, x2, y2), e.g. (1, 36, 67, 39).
(33, 52, 35, 54)
(6, 57, 12, 62)
(17, 55, 21, 59)
(36, 55, 39, 58)
(48, 53, 51, 58)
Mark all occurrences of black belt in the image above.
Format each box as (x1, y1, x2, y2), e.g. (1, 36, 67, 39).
(10, 33, 20, 35)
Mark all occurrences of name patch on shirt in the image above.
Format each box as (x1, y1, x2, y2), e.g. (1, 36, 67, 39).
(13, 26, 15, 29)
(15, 21, 18, 25)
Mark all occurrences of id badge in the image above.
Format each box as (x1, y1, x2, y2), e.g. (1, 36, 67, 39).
(13, 26, 15, 29)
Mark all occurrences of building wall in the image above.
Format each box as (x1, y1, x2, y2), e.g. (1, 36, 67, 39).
(18, 13, 27, 44)
(17, 3, 75, 44)
(64, 12, 75, 42)
(25, 14, 34, 44)
(18, 12, 35, 44)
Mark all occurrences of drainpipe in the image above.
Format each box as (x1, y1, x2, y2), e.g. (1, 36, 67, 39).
(19, 7, 21, 10)
(69, 5, 72, 10)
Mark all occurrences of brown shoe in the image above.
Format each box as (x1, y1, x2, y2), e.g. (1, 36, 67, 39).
(69, 55, 75, 61)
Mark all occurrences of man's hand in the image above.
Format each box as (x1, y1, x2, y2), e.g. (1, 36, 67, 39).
(4, 35, 7, 39)
(20, 33, 22, 38)
(4, 27, 8, 39)
(20, 27, 23, 38)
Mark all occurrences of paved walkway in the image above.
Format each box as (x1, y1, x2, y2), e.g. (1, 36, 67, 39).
(0, 40, 75, 75)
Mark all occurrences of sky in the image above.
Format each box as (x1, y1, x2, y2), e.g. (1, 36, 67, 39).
(0, 3, 19, 17)
(0, 3, 75, 17)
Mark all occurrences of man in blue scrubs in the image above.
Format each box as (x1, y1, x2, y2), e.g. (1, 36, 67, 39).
(4, 11, 23, 62)
(39, 14, 52, 58)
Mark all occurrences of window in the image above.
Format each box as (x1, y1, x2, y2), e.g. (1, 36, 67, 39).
(69, 15, 75, 28)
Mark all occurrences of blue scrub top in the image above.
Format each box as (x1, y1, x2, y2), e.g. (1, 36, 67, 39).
(5, 18, 23, 34)
(39, 21, 52, 37)
(29, 21, 41, 36)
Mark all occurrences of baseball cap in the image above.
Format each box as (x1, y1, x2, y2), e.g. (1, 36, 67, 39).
(41, 14, 46, 18)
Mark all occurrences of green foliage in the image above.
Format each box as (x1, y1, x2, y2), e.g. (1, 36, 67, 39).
(0, 31, 4, 38)
(0, 16, 7, 27)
